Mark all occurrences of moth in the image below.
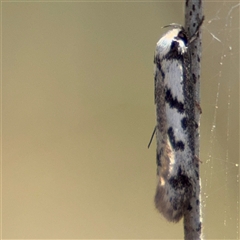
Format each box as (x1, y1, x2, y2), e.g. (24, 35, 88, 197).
(153, 18, 204, 222)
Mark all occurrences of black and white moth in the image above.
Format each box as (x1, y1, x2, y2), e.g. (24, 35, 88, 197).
(153, 19, 203, 222)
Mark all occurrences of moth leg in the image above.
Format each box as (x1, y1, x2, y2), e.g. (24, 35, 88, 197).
(195, 155, 202, 164)
(195, 101, 202, 114)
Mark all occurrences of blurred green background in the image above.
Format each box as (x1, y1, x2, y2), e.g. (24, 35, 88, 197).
(1, 1, 239, 239)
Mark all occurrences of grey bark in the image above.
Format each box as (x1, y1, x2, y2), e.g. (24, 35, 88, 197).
(184, 1, 204, 239)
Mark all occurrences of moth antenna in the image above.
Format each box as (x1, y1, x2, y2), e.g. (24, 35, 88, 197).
(162, 23, 183, 29)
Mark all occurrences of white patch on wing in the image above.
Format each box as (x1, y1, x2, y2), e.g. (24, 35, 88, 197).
(166, 105, 187, 142)
(161, 59, 184, 102)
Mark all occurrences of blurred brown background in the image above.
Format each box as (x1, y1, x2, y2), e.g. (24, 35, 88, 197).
(1, 1, 239, 239)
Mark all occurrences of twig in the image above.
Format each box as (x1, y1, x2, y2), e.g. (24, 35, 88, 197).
(184, 1, 204, 239)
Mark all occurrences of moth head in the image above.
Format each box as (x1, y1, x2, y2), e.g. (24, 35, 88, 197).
(173, 29, 188, 55)
(156, 25, 189, 58)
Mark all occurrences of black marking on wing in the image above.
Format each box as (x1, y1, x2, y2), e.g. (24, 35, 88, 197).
(156, 151, 161, 167)
(154, 56, 165, 80)
(187, 204, 193, 211)
(167, 127, 185, 151)
(168, 166, 191, 190)
(165, 40, 183, 60)
(165, 88, 185, 114)
(164, 33, 187, 60)
(181, 117, 188, 130)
